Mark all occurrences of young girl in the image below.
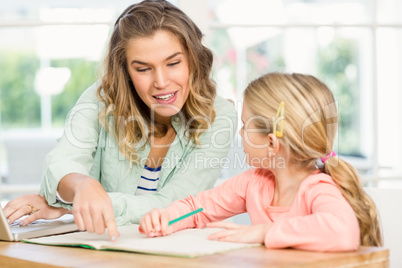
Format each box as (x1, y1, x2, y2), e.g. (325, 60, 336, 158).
(139, 72, 382, 251)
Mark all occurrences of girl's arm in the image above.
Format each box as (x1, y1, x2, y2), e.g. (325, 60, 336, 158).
(139, 168, 256, 237)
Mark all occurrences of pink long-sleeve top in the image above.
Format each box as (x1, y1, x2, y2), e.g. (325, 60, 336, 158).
(165, 168, 360, 252)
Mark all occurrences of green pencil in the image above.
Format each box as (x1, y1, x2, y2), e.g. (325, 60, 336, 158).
(168, 208, 203, 225)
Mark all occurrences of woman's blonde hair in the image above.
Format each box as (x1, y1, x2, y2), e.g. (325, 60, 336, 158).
(244, 72, 382, 247)
(97, 0, 216, 163)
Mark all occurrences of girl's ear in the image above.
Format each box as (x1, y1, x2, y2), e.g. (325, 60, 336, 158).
(267, 133, 280, 154)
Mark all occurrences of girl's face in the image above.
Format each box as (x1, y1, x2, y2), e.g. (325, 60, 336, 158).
(240, 102, 271, 168)
(126, 30, 190, 125)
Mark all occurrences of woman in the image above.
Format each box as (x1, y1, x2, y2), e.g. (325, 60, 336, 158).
(3, 0, 237, 241)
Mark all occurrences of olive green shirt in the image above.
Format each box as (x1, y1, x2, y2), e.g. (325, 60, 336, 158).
(39, 84, 238, 226)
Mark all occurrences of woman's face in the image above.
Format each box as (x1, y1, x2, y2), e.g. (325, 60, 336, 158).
(126, 30, 190, 125)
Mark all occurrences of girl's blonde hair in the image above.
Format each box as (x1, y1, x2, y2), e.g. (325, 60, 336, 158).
(97, 0, 216, 163)
(244, 72, 382, 247)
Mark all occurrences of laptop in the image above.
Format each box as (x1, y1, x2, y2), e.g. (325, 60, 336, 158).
(0, 206, 79, 241)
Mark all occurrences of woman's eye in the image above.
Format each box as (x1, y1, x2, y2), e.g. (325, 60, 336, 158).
(168, 61, 180, 67)
(137, 68, 150, 72)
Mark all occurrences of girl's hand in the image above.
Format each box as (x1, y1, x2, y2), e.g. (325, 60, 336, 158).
(71, 178, 119, 242)
(3, 194, 69, 226)
(139, 208, 173, 237)
(207, 221, 272, 244)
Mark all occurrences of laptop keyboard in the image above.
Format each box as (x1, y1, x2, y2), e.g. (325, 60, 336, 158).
(5, 214, 77, 237)
(10, 219, 67, 234)
(10, 220, 47, 227)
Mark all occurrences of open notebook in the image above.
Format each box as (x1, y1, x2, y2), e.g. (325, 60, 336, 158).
(0, 206, 78, 241)
(23, 224, 261, 258)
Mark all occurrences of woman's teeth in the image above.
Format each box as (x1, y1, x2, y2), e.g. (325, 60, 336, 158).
(154, 92, 175, 100)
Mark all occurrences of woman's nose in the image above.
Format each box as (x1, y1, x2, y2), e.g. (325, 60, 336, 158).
(154, 68, 170, 89)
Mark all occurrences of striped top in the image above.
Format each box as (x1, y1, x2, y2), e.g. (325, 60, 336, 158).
(135, 165, 161, 195)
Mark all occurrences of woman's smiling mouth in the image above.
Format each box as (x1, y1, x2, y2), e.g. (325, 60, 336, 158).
(153, 91, 178, 104)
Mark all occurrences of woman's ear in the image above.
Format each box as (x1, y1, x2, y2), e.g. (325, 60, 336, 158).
(267, 133, 280, 155)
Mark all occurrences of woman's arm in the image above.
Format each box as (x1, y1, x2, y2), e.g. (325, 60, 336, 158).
(57, 173, 119, 240)
(39, 84, 119, 241)
(40, 84, 101, 207)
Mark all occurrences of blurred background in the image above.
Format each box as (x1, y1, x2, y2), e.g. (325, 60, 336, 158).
(0, 0, 401, 201)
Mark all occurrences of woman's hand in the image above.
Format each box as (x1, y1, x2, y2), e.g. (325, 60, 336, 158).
(2, 194, 69, 226)
(139, 208, 173, 237)
(207, 221, 272, 244)
(68, 177, 119, 242)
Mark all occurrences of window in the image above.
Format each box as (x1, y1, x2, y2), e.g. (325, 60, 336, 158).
(191, 0, 401, 186)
